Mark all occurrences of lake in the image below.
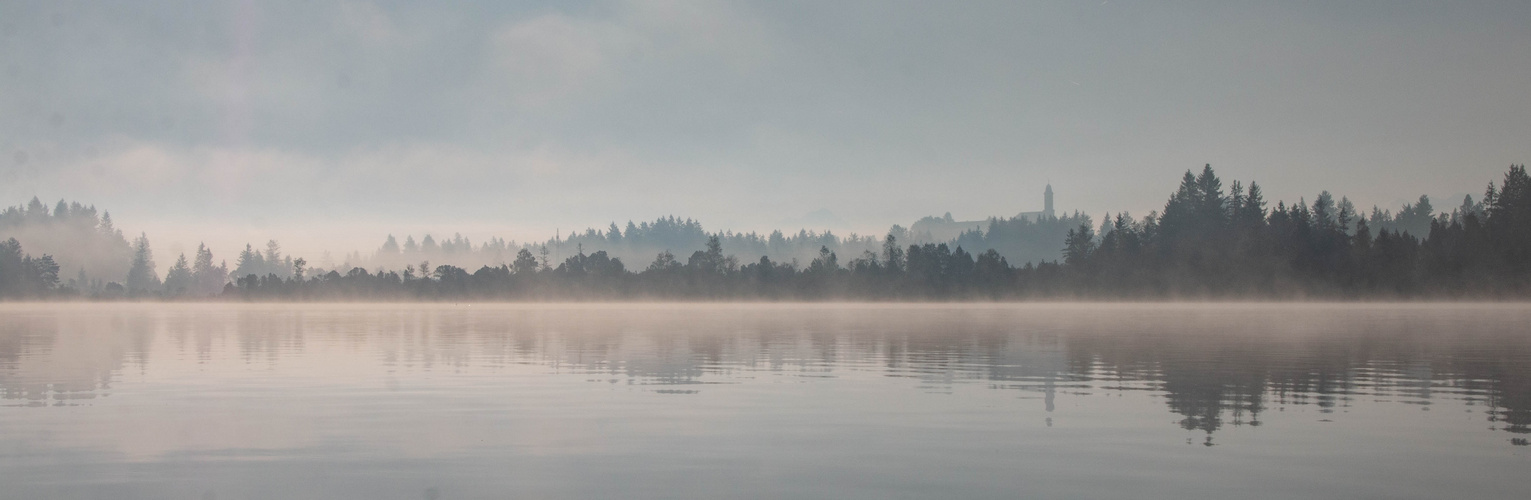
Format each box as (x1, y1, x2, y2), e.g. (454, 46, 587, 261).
(2, 303, 1528, 499)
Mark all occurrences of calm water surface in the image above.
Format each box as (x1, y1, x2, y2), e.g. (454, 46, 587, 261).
(1, 303, 1529, 499)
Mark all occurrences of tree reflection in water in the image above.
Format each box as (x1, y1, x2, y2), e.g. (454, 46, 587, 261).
(1, 304, 1527, 444)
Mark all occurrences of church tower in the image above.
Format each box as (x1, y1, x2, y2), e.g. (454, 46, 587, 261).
(1043, 184, 1054, 218)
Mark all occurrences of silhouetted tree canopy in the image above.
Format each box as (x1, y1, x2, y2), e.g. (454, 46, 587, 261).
(5, 165, 1531, 301)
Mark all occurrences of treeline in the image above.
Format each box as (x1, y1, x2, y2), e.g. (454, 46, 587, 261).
(221, 233, 1048, 300)
(0, 197, 232, 298)
(221, 165, 1531, 300)
(949, 211, 1092, 267)
(0, 238, 60, 297)
(1059, 165, 1530, 297)
(4, 165, 1529, 300)
(358, 216, 885, 273)
(0, 234, 229, 299)
(0, 198, 132, 290)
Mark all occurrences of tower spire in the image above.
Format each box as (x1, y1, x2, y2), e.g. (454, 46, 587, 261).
(1044, 183, 1054, 218)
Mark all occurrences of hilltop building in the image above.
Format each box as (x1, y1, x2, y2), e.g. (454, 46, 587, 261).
(908, 184, 1055, 242)
(1017, 184, 1055, 221)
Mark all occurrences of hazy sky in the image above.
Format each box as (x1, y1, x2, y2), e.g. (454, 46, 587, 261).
(3, 0, 1529, 258)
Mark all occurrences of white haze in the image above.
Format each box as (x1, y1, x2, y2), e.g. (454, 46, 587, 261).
(2, 0, 1529, 261)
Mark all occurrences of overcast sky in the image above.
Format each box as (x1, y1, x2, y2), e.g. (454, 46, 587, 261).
(3, 0, 1529, 259)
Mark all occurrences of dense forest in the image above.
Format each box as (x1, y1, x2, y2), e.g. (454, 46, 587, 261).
(0, 199, 133, 291)
(355, 217, 888, 274)
(1, 165, 1528, 300)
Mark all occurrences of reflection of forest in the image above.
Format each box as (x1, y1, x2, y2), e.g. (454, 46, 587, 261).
(0, 311, 150, 406)
(1, 305, 1527, 441)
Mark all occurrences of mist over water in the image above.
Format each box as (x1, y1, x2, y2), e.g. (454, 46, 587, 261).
(3, 303, 1528, 499)
(5, 2, 1530, 498)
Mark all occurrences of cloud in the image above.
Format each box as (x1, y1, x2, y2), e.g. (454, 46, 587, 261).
(616, 0, 774, 67)
(486, 1, 773, 109)
(1, 0, 1527, 260)
(337, 0, 400, 46)
(18, 136, 739, 223)
(490, 14, 641, 108)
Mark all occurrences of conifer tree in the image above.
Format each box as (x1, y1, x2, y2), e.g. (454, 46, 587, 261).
(125, 233, 160, 292)
(164, 253, 192, 296)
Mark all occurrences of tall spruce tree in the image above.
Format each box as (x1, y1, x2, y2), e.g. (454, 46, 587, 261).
(125, 233, 160, 292)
